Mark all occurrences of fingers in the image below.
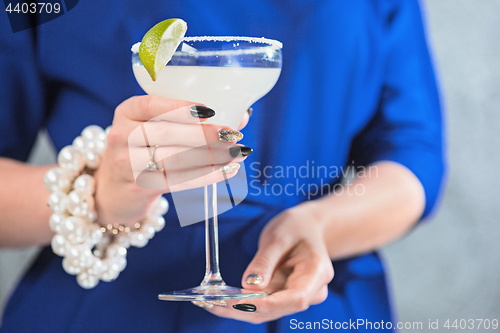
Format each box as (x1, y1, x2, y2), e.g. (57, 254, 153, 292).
(241, 237, 294, 291)
(251, 260, 326, 314)
(108, 95, 219, 151)
(310, 286, 329, 305)
(129, 144, 248, 172)
(204, 244, 334, 324)
(205, 264, 331, 324)
(206, 284, 330, 324)
(117, 95, 211, 124)
(134, 162, 241, 192)
(108, 95, 256, 194)
(128, 121, 242, 147)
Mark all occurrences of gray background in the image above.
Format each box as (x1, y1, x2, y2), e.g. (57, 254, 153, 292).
(1, 0, 499, 331)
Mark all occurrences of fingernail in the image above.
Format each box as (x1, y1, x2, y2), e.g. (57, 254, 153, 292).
(244, 273, 263, 285)
(190, 106, 216, 118)
(220, 162, 240, 174)
(229, 146, 253, 158)
(218, 129, 243, 142)
(233, 304, 256, 312)
(247, 107, 253, 117)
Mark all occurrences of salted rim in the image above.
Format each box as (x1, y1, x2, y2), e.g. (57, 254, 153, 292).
(131, 36, 282, 53)
(182, 36, 282, 48)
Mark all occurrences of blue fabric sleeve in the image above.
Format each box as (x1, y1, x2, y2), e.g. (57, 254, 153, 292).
(0, 18, 46, 161)
(350, 0, 446, 219)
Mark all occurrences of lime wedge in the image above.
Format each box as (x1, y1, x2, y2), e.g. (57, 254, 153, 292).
(139, 18, 187, 81)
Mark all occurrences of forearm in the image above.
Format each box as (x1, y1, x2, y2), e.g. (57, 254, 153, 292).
(0, 158, 54, 248)
(307, 161, 425, 260)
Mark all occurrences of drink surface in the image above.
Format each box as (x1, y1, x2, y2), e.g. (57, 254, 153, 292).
(133, 65, 281, 129)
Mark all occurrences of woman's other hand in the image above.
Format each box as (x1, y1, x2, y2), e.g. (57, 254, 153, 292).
(197, 201, 334, 323)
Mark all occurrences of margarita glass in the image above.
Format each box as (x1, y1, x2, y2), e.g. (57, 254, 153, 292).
(132, 36, 282, 301)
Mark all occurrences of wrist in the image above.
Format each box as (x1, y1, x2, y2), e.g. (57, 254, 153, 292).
(292, 199, 345, 260)
(293, 199, 330, 234)
(93, 165, 162, 227)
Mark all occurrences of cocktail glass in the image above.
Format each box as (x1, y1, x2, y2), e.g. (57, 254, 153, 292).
(131, 36, 282, 301)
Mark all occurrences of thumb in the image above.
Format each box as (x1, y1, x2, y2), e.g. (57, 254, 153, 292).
(242, 239, 290, 290)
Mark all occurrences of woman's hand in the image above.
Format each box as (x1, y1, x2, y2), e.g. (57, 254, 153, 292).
(94, 95, 250, 226)
(197, 201, 334, 323)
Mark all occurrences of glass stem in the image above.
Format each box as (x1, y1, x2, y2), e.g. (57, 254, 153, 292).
(201, 184, 225, 286)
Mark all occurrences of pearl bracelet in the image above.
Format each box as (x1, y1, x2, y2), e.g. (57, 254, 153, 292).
(44, 125, 168, 289)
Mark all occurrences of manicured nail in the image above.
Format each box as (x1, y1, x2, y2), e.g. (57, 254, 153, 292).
(190, 106, 215, 118)
(244, 273, 263, 285)
(229, 146, 253, 158)
(220, 162, 240, 174)
(218, 129, 243, 142)
(233, 304, 256, 312)
(247, 107, 253, 117)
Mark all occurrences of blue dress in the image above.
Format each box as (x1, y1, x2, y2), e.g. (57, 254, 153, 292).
(0, 0, 445, 332)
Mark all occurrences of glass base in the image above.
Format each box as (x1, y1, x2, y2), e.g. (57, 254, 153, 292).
(158, 285, 267, 301)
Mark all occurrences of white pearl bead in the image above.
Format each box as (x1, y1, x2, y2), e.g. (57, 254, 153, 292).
(60, 216, 90, 244)
(110, 257, 127, 273)
(82, 149, 101, 169)
(97, 130, 107, 142)
(139, 225, 156, 240)
(103, 257, 127, 274)
(86, 209, 98, 223)
(58, 146, 85, 173)
(49, 212, 68, 233)
(91, 248, 104, 260)
(62, 256, 82, 275)
(144, 216, 165, 232)
(72, 136, 85, 150)
(115, 233, 131, 248)
(44, 168, 72, 193)
(81, 125, 104, 141)
(88, 258, 104, 276)
(99, 260, 120, 282)
(129, 231, 149, 248)
(74, 174, 96, 194)
(106, 243, 127, 259)
(94, 140, 106, 154)
(66, 190, 94, 217)
(77, 269, 100, 289)
(51, 234, 68, 256)
(82, 138, 96, 151)
(86, 224, 103, 246)
(65, 170, 79, 181)
(149, 196, 169, 216)
(47, 191, 67, 214)
(65, 243, 94, 268)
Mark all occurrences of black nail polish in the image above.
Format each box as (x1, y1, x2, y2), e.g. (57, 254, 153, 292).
(229, 146, 253, 158)
(233, 304, 256, 312)
(190, 106, 215, 118)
